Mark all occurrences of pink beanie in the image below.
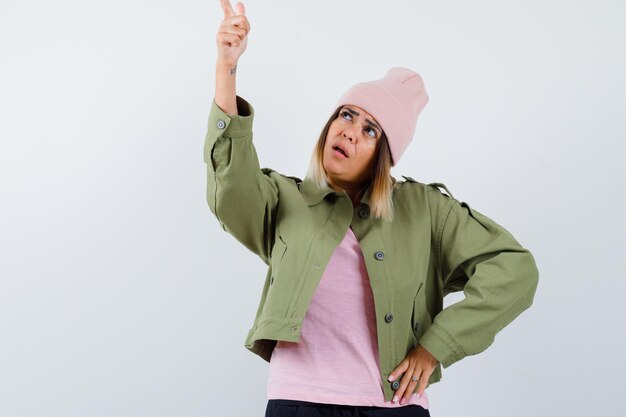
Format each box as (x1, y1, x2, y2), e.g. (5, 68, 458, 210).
(333, 67, 429, 166)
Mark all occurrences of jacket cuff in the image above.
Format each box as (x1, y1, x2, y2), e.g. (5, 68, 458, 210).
(419, 323, 466, 368)
(207, 95, 255, 138)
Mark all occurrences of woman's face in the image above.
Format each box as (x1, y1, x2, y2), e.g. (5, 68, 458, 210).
(323, 105, 383, 190)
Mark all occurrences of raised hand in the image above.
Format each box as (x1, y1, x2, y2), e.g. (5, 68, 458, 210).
(216, 0, 250, 68)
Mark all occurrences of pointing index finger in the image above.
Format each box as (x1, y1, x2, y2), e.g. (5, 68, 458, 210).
(220, 0, 235, 17)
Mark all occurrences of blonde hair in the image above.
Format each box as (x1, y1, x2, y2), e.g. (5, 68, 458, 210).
(306, 107, 396, 221)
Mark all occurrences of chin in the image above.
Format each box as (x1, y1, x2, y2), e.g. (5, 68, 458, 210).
(323, 163, 343, 178)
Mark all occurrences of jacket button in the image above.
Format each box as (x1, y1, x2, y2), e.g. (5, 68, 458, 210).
(374, 251, 384, 260)
(391, 380, 400, 390)
(217, 119, 226, 129)
(414, 322, 421, 333)
(359, 206, 369, 218)
(385, 313, 394, 323)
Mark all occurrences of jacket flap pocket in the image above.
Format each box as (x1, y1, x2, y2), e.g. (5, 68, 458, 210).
(270, 235, 287, 277)
(411, 282, 432, 339)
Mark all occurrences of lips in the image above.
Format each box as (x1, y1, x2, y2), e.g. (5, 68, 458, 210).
(332, 144, 349, 158)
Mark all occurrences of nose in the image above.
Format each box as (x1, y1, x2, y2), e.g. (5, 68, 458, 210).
(343, 125, 358, 142)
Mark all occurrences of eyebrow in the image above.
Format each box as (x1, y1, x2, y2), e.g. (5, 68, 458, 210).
(342, 107, 382, 135)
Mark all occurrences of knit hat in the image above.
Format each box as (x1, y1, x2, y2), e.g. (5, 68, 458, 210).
(333, 67, 429, 166)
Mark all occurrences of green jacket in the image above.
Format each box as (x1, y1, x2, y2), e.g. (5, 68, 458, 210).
(203, 95, 539, 402)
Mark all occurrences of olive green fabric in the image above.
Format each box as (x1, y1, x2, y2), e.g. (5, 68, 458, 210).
(203, 95, 539, 402)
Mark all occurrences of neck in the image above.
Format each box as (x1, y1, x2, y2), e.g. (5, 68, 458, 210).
(328, 180, 368, 207)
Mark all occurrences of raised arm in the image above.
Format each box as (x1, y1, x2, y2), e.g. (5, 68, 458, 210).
(204, 1, 278, 264)
(215, 0, 250, 114)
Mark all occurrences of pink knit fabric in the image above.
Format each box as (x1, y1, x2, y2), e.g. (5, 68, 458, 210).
(266, 226, 429, 409)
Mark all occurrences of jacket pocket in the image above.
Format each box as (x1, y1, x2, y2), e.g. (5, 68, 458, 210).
(411, 282, 432, 343)
(269, 235, 287, 286)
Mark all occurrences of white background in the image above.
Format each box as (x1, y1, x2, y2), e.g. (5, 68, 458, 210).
(1, 1, 625, 416)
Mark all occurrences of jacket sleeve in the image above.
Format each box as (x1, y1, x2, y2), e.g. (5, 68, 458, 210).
(419, 194, 539, 368)
(203, 95, 278, 265)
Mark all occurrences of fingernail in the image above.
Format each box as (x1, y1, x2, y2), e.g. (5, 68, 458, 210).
(400, 398, 405, 405)
(387, 375, 394, 382)
(392, 396, 398, 403)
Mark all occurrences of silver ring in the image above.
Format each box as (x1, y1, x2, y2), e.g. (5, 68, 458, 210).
(411, 376, 419, 382)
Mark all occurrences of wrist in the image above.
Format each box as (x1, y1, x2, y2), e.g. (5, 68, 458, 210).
(216, 60, 238, 71)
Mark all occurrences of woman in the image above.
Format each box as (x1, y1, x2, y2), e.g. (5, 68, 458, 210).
(206, 1, 539, 416)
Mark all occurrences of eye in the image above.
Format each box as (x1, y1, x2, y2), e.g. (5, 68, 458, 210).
(340, 109, 377, 139)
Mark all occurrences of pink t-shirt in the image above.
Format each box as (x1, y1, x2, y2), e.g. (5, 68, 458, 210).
(267, 226, 429, 409)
